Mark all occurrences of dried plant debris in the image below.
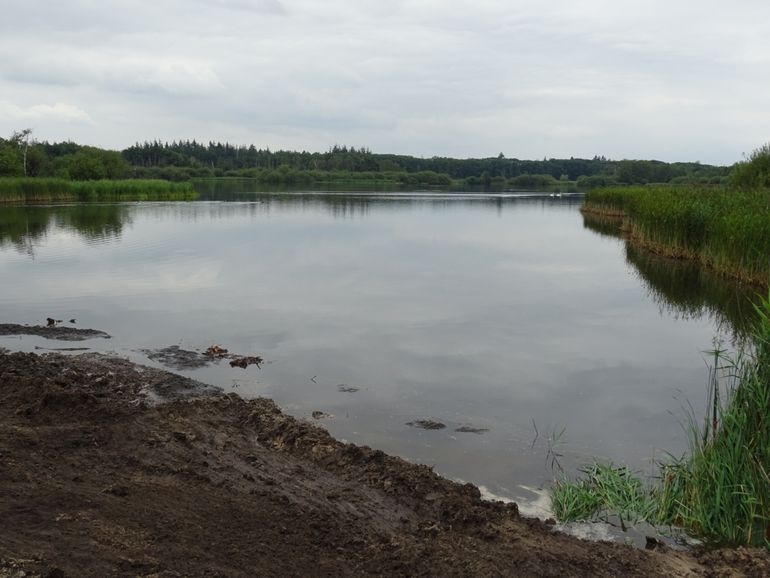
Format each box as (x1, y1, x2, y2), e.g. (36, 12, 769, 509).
(229, 356, 263, 369)
(204, 344, 229, 358)
(142, 345, 263, 371)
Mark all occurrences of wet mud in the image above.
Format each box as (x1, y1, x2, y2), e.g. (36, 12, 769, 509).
(0, 323, 111, 341)
(1, 350, 769, 577)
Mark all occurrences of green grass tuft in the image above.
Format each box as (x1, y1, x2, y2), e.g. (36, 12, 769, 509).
(552, 464, 656, 529)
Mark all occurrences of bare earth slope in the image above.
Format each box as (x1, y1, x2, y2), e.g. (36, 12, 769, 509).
(1, 350, 768, 577)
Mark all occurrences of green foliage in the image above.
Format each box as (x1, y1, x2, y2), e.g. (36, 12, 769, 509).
(730, 144, 770, 190)
(552, 464, 656, 528)
(120, 140, 727, 184)
(0, 144, 22, 177)
(583, 186, 770, 286)
(551, 478, 603, 522)
(0, 129, 731, 186)
(0, 178, 196, 203)
(508, 174, 559, 188)
(576, 174, 619, 189)
(656, 300, 770, 547)
(56, 148, 130, 180)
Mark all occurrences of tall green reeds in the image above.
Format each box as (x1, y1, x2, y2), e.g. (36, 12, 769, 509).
(583, 186, 770, 286)
(656, 298, 770, 547)
(0, 178, 197, 203)
(552, 295, 770, 548)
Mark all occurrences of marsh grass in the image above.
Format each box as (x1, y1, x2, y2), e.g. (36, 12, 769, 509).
(582, 186, 770, 286)
(0, 178, 197, 203)
(656, 302, 770, 547)
(552, 464, 656, 530)
(552, 295, 770, 548)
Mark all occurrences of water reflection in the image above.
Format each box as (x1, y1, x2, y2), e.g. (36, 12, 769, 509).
(4, 196, 757, 341)
(193, 178, 578, 198)
(0, 204, 132, 256)
(0, 191, 749, 505)
(582, 211, 760, 338)
(626, 245, 761, 338)
(1, 193, 585, 249)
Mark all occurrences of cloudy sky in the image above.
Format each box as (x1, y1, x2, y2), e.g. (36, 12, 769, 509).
(1, 0, 769, 164)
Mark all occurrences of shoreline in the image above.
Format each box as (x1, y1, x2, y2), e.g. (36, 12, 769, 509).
(580, 203, 768, 288)
(2, 348, 769, 576)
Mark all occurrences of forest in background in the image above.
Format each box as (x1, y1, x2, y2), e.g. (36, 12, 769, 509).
(0, 129, 734, 188)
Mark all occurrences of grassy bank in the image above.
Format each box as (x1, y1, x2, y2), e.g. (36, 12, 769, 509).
(0, 178, 197, 203)
(552, 295, 770, 548)
(582, 186, 770, 286)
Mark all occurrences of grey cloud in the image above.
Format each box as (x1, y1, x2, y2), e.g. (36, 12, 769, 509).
(3, 50, 222, 97)
(0, 0, 768, 162)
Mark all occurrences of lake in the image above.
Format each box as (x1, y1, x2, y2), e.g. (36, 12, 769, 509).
(0, 190, 753, 514)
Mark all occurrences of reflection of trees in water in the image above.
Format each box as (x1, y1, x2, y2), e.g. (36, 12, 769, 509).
(581, 212, 760, 338)
(191, 190, 584, 220)
(0, 208, 51, 257)
(1, 192, 584, 256)
(0, 205, 132, 256)
(625, 244, 760, 338)
(580, 211, 624, 239)
(58, 204, 130, 242)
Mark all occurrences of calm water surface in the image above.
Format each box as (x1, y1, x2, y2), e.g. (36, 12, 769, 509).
(0, 192, 749, 508)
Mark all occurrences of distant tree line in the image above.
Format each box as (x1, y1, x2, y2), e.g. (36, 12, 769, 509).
(0, 129, 735, 187)
(0, 131, 129, 180)
(122, 141, 731, 186)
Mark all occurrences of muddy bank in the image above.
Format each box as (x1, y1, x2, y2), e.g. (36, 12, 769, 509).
(1, 351, 768, 577)
(0, 323, 111, 341)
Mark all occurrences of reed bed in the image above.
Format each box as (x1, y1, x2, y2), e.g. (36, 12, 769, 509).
(656, 302, 770, 547)
(0, 178, 197, 203)
(582, 186, 770, 286)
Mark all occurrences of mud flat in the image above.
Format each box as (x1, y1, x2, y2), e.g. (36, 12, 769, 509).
(0, 323, 110, 341)
(1, 350, 768, 577)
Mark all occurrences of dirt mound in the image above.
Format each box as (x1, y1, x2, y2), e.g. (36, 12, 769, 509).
(1, 350, 768, 577)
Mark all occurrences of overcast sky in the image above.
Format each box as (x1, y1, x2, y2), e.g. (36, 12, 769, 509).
(1, 0, 769, 164)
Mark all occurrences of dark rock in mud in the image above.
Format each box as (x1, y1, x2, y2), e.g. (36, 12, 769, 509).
(312, 410, 332, 420)
(454, 426, 490, 434)
(141, 346, 212, 370)
(337, 384, 359, 393)
(407, 419, 446, 430)
(229, 355, 263, 369)
(143, 346, 264, 371)
(0, 323, 111, 341)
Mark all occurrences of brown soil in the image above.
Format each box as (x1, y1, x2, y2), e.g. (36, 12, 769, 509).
(1, 350, 769, 577)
